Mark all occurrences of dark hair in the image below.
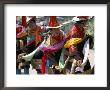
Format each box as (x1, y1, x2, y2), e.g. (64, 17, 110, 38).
(30, 18, 36, 23)
(74, 52, 84, 60)
(16, 62, 19, 69)
(21, 59, 25, 63)
(75, 71, 82, 74)
(76, 21, 84, 23)
(76, 20, 87, 25)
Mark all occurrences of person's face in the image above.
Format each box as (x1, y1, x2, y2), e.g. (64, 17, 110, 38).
(36, 26, 42, 32)
(29, 22, 36, 30)
(77, 20, 87, 27)
(69, 45, 77, 54)
(49, 28, 60, 38)
(19, 62, 25, 69)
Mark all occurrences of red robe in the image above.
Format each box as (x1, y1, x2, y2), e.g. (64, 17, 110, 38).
(66, 24, 85, 39)
(66, 24, 85, 54)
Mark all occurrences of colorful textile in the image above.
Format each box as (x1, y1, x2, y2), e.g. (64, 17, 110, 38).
(16, 27, 27, 38)
(27, 35, 35, 45)
(39, 37, 65, 53)
(41, 53, 46, 74)
(64, 38, 83, 48)
(35, 27, 43, 45)
(49, 16, 59, 27)
(66, 25, 85, 39)
(16, 26, 22, 35)
(59, 48, 65, 68)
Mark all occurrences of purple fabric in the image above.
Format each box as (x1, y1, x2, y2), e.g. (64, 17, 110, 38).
(39, 37, 66, 53)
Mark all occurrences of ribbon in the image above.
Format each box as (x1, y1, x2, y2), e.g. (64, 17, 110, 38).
(40, 34, 66, 74)
(39, 37, 66, 53)
(59, 48, 65, 69)
(41, 52, 46, 74)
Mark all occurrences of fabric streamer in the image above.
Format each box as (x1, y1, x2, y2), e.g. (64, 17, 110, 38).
(40, 34, 66, 74)
(39, 37, 66, 53)
(17, 27, 27, 38)
(27, 35, 35, 45)
(42, 53, 46, 74)
(22, 39, 46, 61)
(59, 48, 65, 69)
(81, 39, 90, 67)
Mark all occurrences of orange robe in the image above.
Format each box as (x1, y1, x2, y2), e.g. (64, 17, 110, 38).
(33, 26, 43, 46)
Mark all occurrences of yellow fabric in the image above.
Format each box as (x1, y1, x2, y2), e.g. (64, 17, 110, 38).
(17, 32, 27, 38)
(45, 36, 50, 46)
(64, 38, 83, 48)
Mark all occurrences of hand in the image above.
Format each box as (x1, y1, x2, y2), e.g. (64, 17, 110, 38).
(76, 60, 82, 67)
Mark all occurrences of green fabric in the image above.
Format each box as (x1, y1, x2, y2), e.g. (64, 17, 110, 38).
(59, 48, 65, 68)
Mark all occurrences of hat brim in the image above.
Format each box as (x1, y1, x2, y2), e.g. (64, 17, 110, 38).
(46, 25, 62, 29)
(72, 17, 88, 22)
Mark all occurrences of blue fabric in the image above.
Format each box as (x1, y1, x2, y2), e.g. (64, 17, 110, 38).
(16, 69, 21, 74)
(46, 59, 50, 67)
(24, 67, 29, 74)
(27, 35, 35, 42)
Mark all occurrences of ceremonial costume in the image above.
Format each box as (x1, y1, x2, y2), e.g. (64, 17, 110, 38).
(64, 16, 89, 74)
(39, 16, 65, 74)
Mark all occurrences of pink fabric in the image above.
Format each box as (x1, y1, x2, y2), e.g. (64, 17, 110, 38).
(39, 37, 66, 53)
(16, 26, 25, 36)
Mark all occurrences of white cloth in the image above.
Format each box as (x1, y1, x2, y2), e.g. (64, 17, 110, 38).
(75, 67, 83, 72)
(82, 39, 90, 66)
(29, 64, 37, 74)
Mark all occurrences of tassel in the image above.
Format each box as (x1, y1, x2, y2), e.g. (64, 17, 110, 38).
(41, 53, 46, 74)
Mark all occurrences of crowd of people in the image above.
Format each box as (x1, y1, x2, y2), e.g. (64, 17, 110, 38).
(16, 16, 94, 74)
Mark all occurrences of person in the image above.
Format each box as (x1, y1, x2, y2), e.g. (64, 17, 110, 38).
(27, 16, 44, 46)
(16, 51, 31, 74)
(16, 62, 21, 74)
(40, 16, 65, 74)
(64, 16, 89, 74)
(33, 16, 65, 74)
(25, 17, 36, 53)
(16, 38, 28, 74)
(24, 61, 30, 74)
(26, 16, 46, 54)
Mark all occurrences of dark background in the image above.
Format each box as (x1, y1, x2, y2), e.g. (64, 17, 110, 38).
(0, 0, 109, 4)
